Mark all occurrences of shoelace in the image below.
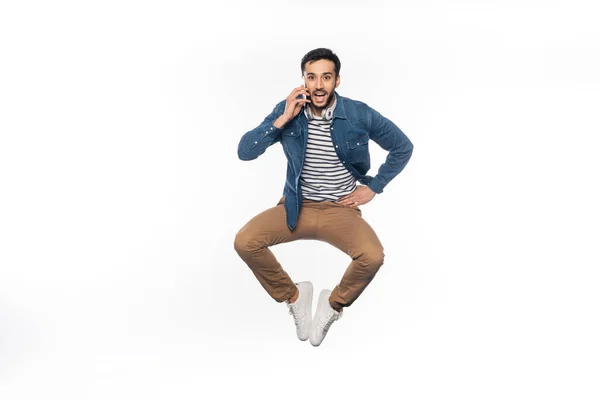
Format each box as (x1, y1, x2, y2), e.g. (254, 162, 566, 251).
(288, 303, 303, 327)
(319, 310, 342, 333)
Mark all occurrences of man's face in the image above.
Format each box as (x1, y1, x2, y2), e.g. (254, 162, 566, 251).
(303, 59, 340, 112)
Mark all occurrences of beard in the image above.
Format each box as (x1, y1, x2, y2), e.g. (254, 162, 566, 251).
(310, 90, 334, 111)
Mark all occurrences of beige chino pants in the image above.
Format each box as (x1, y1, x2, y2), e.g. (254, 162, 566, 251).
(234, 196, 385, 310)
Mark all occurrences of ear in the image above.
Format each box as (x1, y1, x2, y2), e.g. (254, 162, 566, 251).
(335, 74, 340, 88)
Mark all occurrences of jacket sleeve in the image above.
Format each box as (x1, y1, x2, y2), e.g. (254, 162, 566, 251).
(237, 102, 286, 161)
(366, 107, 414, 194)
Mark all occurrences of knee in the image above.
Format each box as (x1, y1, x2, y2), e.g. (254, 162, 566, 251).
(358, 249, 385, 270)
(234, 228, 263, 256)
(233, 230, 252, 256)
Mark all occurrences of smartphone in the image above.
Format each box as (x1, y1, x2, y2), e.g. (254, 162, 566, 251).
(296, 80, 310, 100)
(301, 79, 310, 101)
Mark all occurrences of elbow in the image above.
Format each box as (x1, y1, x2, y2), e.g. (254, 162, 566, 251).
(405, 144, 414, 163)
(237, 148, 251, 161)
(395, 140, 413, 164)
(237, 145, 256, 161)
(404, 139, 414, 157)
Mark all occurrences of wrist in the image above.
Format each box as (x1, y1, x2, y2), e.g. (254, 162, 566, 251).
(273, 115, 290, 129)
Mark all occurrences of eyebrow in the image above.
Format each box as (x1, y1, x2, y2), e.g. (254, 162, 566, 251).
(306, 72, 334, 76)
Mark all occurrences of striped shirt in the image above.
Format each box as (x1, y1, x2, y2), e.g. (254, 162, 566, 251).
(300, 95, 357, 201)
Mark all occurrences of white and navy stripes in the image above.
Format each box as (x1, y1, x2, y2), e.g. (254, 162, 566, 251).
(300, 94, 357, 201)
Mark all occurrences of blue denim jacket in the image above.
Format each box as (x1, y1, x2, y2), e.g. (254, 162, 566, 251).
(238, 91, 413, 231)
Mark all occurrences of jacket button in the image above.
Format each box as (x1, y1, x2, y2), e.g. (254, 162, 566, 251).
(255, 141, 258, 144)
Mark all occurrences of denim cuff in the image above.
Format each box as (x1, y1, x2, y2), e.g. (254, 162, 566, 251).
(367, 177, 385, 194)
(263, 122, 283, 138)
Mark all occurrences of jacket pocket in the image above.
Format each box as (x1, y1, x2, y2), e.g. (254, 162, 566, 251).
(346, 132, 370, 164)
(347, 133, 369, 149)
(281, 128, 301, 161)
(282, 128, 301, 138)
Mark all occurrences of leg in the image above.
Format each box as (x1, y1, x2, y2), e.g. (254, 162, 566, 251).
(234, 197, 318, 303)
(316, 204, 385, 310)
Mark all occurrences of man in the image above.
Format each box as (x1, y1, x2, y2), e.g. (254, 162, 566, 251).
(234, 48, 413, 346)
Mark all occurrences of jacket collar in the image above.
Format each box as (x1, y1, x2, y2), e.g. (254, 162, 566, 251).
(332, 90, 347, 120)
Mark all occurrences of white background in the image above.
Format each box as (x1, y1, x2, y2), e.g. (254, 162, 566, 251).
(1, 0, 599, 399)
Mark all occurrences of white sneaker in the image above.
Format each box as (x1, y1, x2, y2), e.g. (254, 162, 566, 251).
(309, 289, 343, 347)
(285, 281, 313, 341)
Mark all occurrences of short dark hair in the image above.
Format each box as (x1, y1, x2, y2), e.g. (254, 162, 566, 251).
(301, 48, 341, 78)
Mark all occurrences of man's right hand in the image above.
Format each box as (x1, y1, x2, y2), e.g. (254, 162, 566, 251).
(273, 86, 311, 128)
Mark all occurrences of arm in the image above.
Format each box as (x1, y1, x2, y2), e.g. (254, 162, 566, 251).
(237, 102, 287, 161)
(366, 107, 414, 194)
(238, 86, 311, 160)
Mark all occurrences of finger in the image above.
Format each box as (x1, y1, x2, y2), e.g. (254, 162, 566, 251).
(293, 87, 310, 95)
(288, 89, 310, 102)
(291, 93, 309, 101)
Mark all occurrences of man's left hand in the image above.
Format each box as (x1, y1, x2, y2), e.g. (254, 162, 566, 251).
(336, 185, 376, 208)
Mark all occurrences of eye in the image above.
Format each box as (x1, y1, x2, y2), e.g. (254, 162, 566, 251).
(324, 76, 330, 80)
